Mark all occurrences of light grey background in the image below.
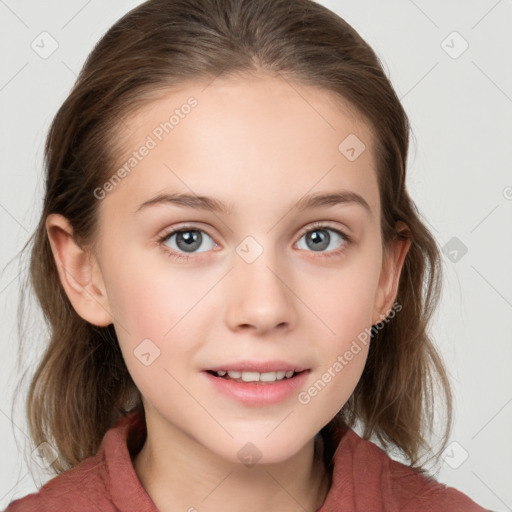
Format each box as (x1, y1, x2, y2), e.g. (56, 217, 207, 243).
(1, 1, 511, 510)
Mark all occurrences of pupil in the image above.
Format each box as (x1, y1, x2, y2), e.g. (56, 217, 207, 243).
(177, 230, 201, 252)
(308, 230, 329, 251)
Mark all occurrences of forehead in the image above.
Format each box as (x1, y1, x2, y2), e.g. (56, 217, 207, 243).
(100, 73, 379, 220)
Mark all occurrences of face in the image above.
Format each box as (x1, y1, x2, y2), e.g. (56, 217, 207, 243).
(87, 73, 394, 464)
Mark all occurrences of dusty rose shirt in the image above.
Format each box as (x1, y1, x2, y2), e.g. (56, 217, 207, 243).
(5, 410, 489, 511)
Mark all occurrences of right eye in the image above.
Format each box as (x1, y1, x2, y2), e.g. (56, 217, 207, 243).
(158, 226, 217, 260)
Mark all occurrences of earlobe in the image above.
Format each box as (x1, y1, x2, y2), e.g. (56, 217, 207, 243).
(372, 222, 411, 324)
(45, 213, 113, 327)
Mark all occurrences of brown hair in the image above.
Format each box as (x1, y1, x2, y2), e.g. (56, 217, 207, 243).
(12, 0, 452, 475)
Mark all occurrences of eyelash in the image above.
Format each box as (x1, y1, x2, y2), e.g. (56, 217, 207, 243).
(156, 221, 352, 262)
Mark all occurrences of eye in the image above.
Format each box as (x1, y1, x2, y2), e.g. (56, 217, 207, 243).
(157, 222, 352, 262)
(295, 223, 351, 257)
(158, 226, 216, 261)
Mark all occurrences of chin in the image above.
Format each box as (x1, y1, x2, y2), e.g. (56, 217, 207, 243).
(205, 434, 311, 467)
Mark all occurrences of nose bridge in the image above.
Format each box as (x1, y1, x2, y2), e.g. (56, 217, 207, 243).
(226, 234, 294, 331)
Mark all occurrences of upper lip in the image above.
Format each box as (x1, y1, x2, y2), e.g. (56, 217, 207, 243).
(205, 360, 309, 373)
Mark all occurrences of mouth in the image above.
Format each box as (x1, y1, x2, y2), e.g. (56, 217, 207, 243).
(205, 369, 308, 384)
(202, 362, 311, 405)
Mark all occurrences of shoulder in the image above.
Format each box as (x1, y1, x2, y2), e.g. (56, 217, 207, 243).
(326, 428, 490, 511)
(4, 450, 112, 512)
(383, 449, 488, 511)
(4, 410, 148, 512)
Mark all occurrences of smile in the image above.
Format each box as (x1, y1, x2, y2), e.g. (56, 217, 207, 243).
(207, 369, 302, 383)
(201, 361, 311, 407)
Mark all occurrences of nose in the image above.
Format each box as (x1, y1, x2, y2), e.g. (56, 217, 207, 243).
(225, 248, 296, 335)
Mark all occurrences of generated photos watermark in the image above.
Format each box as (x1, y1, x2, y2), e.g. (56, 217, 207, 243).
(93, 96, 198, 200)
(298, 301, 402, 405)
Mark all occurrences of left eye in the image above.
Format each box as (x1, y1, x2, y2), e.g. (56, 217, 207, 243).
(296, 227, 347, 253)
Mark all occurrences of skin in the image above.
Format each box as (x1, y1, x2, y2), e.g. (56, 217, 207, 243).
(46, 72, 410, 512)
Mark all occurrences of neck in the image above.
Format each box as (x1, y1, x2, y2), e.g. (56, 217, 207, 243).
(132, 417, 331, 512)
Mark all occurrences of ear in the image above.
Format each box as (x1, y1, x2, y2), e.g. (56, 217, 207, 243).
(372, 221, 411, 324)
(45, 213, 113, 327)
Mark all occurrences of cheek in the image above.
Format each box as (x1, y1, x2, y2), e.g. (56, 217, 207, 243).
(294, 247, 380, 417)
(104, 260, 205, 412)
(102, 250, 220, 379)
(302, 245, 382, 338)
(298, 330, 370, 428)
(103, 247, 210, 336)
(106, 266, 171, 334)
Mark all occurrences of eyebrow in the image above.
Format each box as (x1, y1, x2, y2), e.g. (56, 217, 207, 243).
(135, 190, 372, 216)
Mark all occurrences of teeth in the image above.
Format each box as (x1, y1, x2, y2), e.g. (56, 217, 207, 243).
(216, 370, 297, 382)
(259, 372, 277, 382)
(240, 371, 260, 382)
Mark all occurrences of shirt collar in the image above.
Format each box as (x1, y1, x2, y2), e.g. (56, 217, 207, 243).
(103, 408, 378, 512)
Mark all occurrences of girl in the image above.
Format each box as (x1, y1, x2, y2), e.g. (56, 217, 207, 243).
(6, 0, 490, 510)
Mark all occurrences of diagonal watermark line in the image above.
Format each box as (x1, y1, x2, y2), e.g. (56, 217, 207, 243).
(471, 471, 512, 511)
(0, 0, 29, 28)
(472, 61, 512, 105)
(0, 472, 30, 504)
(265, 266, 336, 335)
(408, 0, 439, 28)
(399, 62, 439, 101)
(0, 202, 28, 233)
(471, 0, 504, 30)
(201, 471, 233, 502)
(276, 71, 336, 130)
(0, 268, 24, 296)
(265, 471, 308, 512)
(61, 0, 93, 29)
(265, 409, 294, 438)
(471, 396, 512, 439)
(201, 64, 230, 93)
(61, 60, 77, 77)
(0, 407, 30, 440)
(162, 267, 234, 337)
(469, 204, 499, 233)
(163, 367, 234, 438)
(0, 62, 29, 92)
(470, 266, 512, 309)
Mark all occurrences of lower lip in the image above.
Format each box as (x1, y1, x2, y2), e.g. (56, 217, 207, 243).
(202, 370, 310, 406)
